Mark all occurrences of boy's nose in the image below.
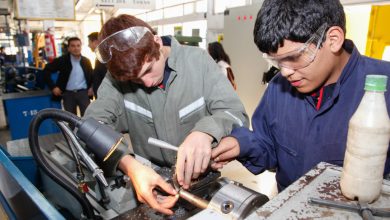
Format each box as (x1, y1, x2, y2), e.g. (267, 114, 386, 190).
(280, 67, 296, 78)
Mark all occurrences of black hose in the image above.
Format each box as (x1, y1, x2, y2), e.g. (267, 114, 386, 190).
(28, 108, 96, 219)
(56, 121, 85, 181)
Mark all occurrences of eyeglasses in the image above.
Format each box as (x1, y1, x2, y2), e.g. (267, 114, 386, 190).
(95, 26, 151, 63)
(263, 23, 328, 70)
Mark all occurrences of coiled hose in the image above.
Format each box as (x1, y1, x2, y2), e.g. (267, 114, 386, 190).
(28, 108, 96, 219)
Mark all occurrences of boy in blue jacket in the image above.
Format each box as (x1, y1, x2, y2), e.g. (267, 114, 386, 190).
(211, 0, 390, 191)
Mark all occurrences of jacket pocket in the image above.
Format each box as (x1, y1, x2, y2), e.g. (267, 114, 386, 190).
(275, 141, 298, 157)
(271, 125, 299, 157)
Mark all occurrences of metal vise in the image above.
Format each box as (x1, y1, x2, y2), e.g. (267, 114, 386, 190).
(175, 177, 269, 220)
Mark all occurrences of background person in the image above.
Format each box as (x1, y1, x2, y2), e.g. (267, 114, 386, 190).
(44, 37, 93, 116)
(211, 0, 390, 192)
(208, 41, 237, 90)
(87, 32, 107, 98)
(0, 46, 6, 66)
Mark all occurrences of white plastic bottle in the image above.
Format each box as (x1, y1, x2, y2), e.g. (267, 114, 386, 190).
(340, 75, 390, 203)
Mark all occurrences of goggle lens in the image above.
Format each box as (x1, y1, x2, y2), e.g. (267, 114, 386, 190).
(95, 26, 151, 63)
(263, 23, 328, 70)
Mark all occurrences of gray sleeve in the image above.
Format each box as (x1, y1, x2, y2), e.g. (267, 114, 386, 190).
(100, 139, 132, 177)
(191, 50, 249, 142)
(83, 75, 133, 175)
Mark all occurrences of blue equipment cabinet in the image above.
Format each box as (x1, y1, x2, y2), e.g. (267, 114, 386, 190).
(2, 90, 61, 140)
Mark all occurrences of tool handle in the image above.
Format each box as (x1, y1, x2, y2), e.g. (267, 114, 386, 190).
(148, 137, 179, 151)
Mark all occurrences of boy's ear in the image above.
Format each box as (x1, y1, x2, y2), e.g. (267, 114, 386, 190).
(154, 35, 163, 47)
(326, 26, 345, 53)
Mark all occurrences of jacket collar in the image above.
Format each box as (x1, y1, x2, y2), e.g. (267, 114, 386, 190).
(166, 36, 181, 72)
(336, 39, 360, 87)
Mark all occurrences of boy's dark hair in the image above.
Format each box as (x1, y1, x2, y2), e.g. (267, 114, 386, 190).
(254, 0, 346, 54)
(262, 66, 279, 84)
(88, 32, 99, 41)
(208, 42, 231, 65)
(67, 37, 81, 45)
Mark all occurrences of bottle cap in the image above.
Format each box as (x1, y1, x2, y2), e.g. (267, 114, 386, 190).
(365, 75, 388, 91)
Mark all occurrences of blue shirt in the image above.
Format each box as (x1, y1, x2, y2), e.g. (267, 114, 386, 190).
(66, 55, 87, 90)
(232, 40, 390, 191)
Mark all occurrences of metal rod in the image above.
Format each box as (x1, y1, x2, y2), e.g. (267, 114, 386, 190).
(148, 137, 216, 168)
(148, 137, 179, 151)
(179, 189, 209, 210)
(309, 197, 390, 218)
(308, 197, 359, 212)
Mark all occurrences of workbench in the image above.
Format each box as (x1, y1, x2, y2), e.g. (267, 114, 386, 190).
(191, 162, 390, 219)
(2, 90, 61, 139)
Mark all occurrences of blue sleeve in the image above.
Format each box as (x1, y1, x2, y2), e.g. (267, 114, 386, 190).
(231, 86, 278, 174)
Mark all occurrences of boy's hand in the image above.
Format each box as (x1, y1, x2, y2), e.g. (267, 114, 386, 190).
(176, 131, 213, 189)
(211, 136, 240, 170)
(119, 155, 178, 215)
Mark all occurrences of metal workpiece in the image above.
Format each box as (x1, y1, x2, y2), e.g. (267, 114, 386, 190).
(179, 189, 209, 210)
(148, 137, 270, 219)
(207, 181, 269, 220)
(170, 177, 268, 220)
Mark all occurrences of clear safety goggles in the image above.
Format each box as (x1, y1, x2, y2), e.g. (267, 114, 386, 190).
(95, 26, 151, 63)
(263, 23, 328, 70)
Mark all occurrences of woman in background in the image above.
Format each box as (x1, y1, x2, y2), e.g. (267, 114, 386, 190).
(208, 42, 237, 90)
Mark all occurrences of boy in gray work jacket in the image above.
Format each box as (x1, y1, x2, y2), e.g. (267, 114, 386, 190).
(84, 14, 248, 215)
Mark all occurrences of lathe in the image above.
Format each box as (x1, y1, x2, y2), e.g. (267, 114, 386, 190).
(26, 109, 269, 219)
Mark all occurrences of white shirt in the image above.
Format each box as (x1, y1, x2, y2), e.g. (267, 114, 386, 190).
(217, 60, 230, 78)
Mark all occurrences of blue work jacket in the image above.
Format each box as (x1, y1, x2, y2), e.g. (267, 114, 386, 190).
(232, 40, 390, 191)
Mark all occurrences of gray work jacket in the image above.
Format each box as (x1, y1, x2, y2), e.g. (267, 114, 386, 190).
(84, 37, 248, 167)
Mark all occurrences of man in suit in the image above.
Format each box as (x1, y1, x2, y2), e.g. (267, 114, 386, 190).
(43, 37, 93, 116)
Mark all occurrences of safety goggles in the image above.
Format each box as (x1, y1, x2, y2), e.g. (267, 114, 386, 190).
(263, 23, 328, 70)
(95, 26, 151, 63)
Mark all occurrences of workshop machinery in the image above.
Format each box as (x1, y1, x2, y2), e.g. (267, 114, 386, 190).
(1, 66, 47, 93)
(23, 108, 269, 219)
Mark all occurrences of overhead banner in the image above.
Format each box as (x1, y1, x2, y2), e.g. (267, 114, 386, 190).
(15, 0, 75, 20)
(94, 0, 155, 10)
